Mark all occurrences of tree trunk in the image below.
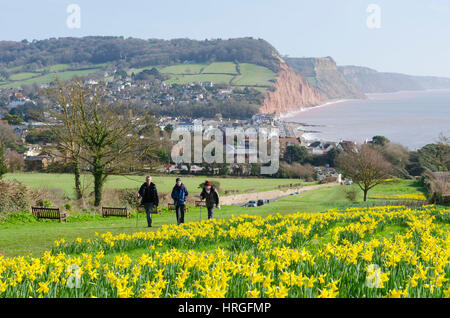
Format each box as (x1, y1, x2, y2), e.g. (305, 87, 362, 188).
(363, 189, 368, 202)
(93, 160, 104, 207)
(73, 159, 82, 200)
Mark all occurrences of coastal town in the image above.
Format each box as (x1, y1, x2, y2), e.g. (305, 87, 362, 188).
(0, 75, 354, 182)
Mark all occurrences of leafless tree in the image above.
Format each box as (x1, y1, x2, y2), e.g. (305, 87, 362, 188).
(0, 122, 18, 146)
(337, 144, 393, 201)
(5, 149, 25, 172)
(42, 79, 85, 199)
(44, 79, 158, 206)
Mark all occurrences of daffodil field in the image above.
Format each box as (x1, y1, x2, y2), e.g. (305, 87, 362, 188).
(372, 194, 428, 201)
(1, 205, 449, 298)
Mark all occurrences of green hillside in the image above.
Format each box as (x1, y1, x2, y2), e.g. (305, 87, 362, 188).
(232, 63, 276, 87)
(0, 60, 276, 91)
(163, 61, 276, 89)
(0, 65, 105, 88)
(0, 36, 282, 86)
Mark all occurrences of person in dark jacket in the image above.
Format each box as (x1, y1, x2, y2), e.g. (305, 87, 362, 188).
(171, 178, 188, 225)
(138, 176, 159, 227)
(200, 181, 220, 220)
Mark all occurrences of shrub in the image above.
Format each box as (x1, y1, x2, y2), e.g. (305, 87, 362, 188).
(36, 199, 52, 208)
(276, 163, 315, 181)
(344, 188, 359, 202)
(0, 180, 29, 219)
(118, 189, 141, 208)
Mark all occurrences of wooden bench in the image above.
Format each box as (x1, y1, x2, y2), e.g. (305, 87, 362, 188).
(195, 200, 206, 207)
(137, 205, 162, 215)
(102, 207, 130, 218)
(168, 203, 190, 213)
(32, 207, 67, 223)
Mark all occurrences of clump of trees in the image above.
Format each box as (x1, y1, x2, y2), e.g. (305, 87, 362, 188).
(147, 101, 260, 120)
(284, 145, 308, 164)
(282, 144, 342, 168)
(275, 162, 315, 181)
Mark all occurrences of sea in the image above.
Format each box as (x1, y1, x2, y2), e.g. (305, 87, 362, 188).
(283, 89, 450, 150)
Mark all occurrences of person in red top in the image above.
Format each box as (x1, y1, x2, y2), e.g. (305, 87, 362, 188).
(200, 181, 220, 220)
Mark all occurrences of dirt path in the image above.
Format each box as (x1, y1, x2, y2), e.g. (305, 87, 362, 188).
(220, 182, 340, 206)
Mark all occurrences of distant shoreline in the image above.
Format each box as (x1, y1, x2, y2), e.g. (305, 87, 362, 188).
(280, 88, 450, 121)
(279, 88, 450, 149)
(280, 98, 358, 120)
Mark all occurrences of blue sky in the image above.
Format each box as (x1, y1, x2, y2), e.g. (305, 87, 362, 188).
(1, 0, 450, 77)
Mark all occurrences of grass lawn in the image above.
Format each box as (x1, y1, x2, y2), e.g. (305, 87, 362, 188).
(0, 179, 427, 257)
(4, 173, 305, 198)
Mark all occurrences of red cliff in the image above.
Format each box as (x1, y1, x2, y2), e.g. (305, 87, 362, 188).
(260, 63, 323, 115)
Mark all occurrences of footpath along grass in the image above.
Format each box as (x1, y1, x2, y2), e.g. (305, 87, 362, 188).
(4, 173, 304, 199)
(0, 179, 426, 257)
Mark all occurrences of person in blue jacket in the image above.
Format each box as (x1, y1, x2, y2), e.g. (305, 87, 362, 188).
(171, 178, 189, 225)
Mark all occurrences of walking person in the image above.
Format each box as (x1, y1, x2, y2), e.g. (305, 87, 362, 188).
(171, 178, 189, 225)
(138, 176, 159, 228)
(200, 181, 220, 220)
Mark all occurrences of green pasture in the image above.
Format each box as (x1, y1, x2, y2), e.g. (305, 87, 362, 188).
(202, 62, 238, 74)
(36, 64, 71, 73)
(9, 72, 37, 81)
(165, 73, 234, 85)
(232, 63, 276, 86)
(4, 173, 304, 198)
(160, 64, 206, 75)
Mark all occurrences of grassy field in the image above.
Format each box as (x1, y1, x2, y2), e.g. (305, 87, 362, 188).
(36, 64, 71, 73)
(9, 72, 37, 81)
(232, 63, 276, 86)
(0, 179, 427, 257)
(1, 60, 276, 93)
(4, 173, 305, 198)
(202, 62, 238, 74)
(1, 67, 104, 88)
(165, 73, 235, 85)
(160, 63, 206, 75)
(159, 61, 275, 90)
